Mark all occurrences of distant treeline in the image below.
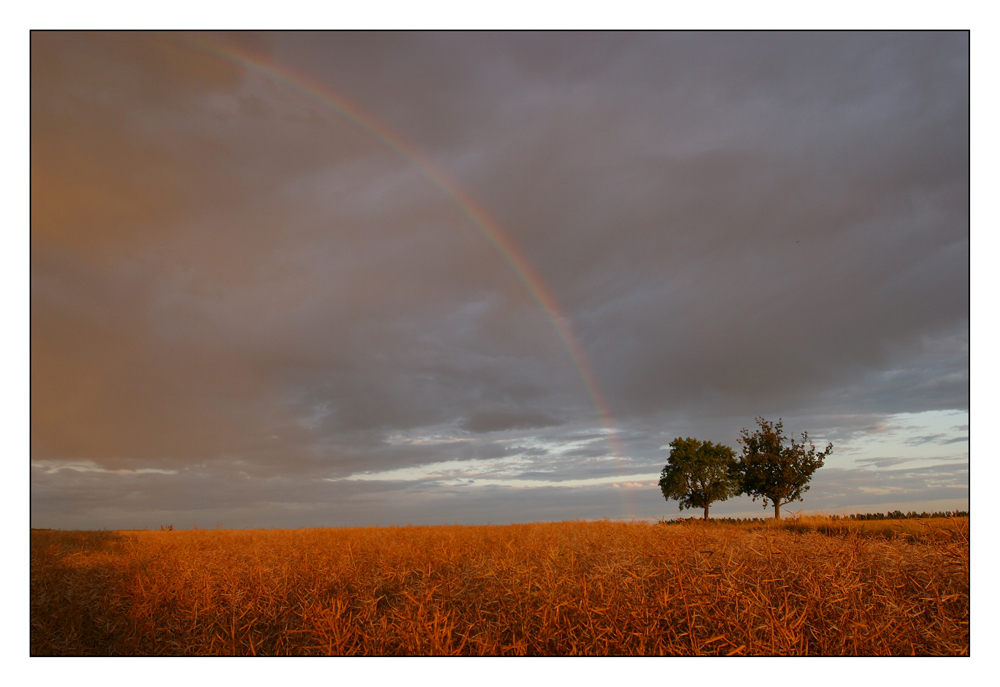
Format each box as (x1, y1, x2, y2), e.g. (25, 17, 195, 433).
(662, 510, 968, 525)
(835, 510, 968, 521)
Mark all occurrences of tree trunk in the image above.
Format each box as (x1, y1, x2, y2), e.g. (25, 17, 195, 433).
(704, 504, 709, 521)
(774, 501, 781, 519)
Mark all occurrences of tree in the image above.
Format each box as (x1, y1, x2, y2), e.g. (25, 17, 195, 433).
(736, 417, 833, 519)
(658, 437, 740, 520)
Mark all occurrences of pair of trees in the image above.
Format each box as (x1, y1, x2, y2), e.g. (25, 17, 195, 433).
(658, 417, 833, 519)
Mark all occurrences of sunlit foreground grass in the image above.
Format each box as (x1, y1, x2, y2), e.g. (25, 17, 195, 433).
(31, 517, 968, 656)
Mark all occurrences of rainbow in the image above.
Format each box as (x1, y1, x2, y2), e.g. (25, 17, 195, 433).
(167, 34, 630, 504)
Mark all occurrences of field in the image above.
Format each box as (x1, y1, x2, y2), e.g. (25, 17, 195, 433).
(30, 517, 969, 656)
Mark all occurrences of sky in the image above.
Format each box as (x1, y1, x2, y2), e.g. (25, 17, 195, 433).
(30, 31, 969, 530)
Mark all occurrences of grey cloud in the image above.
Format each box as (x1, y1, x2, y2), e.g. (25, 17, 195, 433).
(904, 434, 948, 447)
(853, 453, 969, 470)
(904, 433, 969, 447)
(460, 409, 563, 433)
(808, 462, 969, 509)
(853, 457, 916, 469)
(31, 457, 968, 531)
(456, 33, 968, 422)
(515, 447, 550, 457)
(32, 32, 968, 528)
(511, 462, 665, 483)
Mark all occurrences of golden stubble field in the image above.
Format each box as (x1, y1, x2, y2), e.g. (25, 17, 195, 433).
(30, 517, 969, 656)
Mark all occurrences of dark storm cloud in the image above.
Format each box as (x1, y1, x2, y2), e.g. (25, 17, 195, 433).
(442, 32, 969, 422)
(460, 409, 564, 433)
(32, 32, 968, 528)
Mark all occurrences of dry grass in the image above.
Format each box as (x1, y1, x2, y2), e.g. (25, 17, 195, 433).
(31, 517, 968, 656)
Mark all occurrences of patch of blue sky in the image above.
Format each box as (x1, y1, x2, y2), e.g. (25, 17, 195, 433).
(831, 409, 968, 469)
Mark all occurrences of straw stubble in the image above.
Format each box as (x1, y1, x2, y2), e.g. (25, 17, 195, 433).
(30, 517, 969, 655)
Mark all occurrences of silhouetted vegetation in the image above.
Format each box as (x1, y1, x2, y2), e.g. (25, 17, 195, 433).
(736, 417, 833, 518)
(658, 437, 739, 520)
(658, 419, 835, 520)
(660, 510, 968, 525)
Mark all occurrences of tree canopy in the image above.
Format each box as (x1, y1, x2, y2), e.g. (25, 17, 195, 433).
(658, 437, 739, 520)
(736, 417, 833, 519)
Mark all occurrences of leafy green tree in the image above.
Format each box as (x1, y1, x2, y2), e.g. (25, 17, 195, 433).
(736, 417, 833, 519)
(658, 437, 740, 520)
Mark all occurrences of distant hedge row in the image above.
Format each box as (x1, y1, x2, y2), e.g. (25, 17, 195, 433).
(661, 510, 968, 525)
(833, 510, 968, 521)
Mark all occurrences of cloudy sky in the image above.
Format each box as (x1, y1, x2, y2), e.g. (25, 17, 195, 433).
(30, 31, 969, 529)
